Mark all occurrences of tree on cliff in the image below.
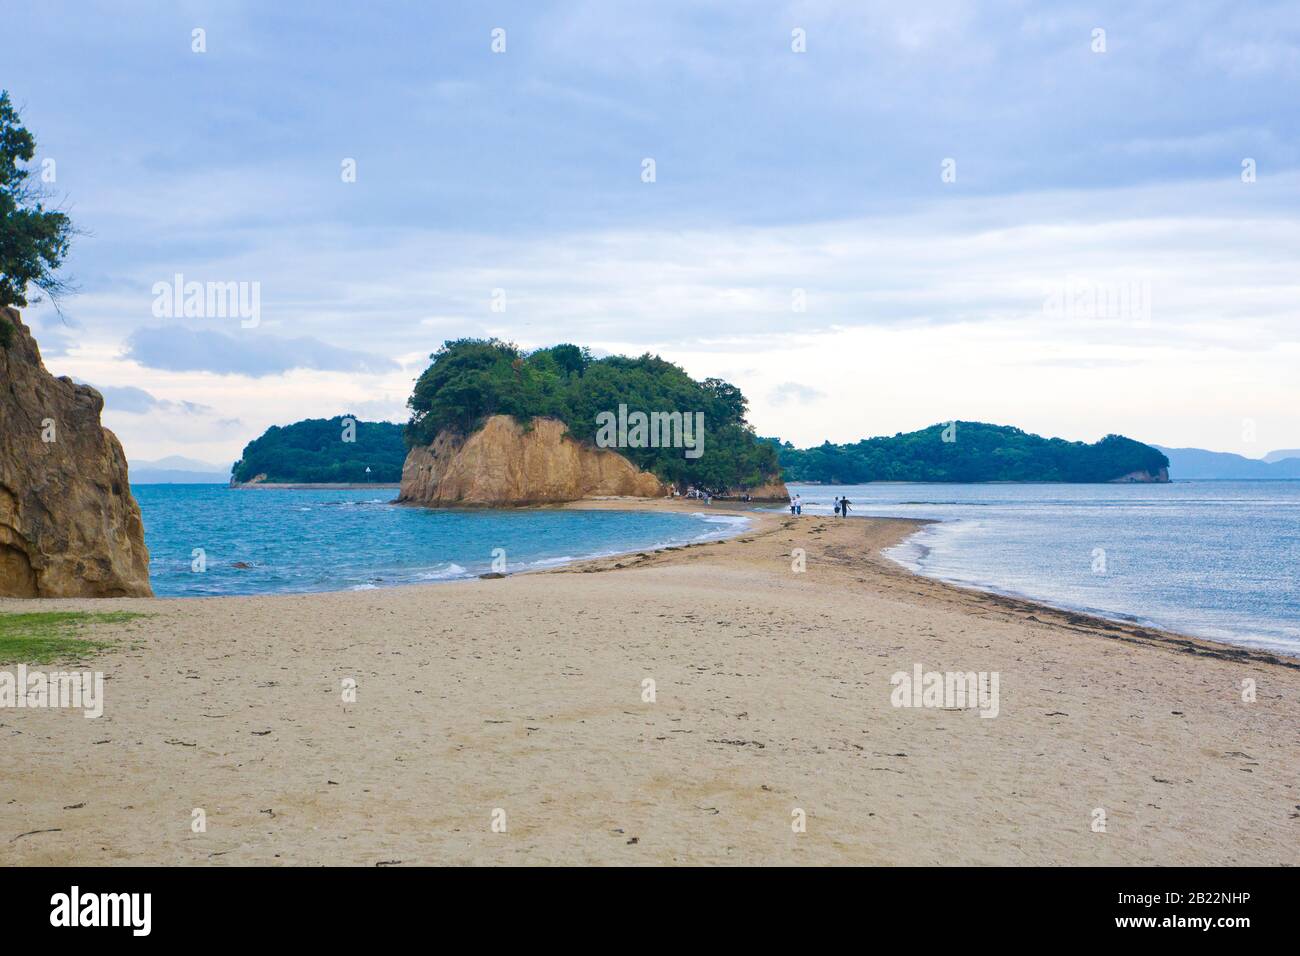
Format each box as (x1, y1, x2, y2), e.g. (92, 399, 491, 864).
(406, 338, 781, 494)
(0, 90, 74, 327)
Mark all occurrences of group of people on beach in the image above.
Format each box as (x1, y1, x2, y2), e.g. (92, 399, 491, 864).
(788, 494, 851, 517)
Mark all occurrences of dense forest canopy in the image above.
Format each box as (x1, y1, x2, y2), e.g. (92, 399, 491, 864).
(406, 338, 780, 493)
(766, 422, 1170, 483)
(231, 416, 406, 483)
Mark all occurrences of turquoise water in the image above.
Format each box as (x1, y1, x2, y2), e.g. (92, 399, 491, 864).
(788, 481, 1300, 656)
(133, 485, 748, 598)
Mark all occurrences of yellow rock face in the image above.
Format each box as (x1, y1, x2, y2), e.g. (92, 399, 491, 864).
(731, 479, 791, 501)
(399, 415, 668, 506)
(0, 308, 152, 597)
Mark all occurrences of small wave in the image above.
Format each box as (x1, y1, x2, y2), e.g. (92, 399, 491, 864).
(687, 512, 752, 542)
(417, 563, 468, 580)
(897, 501, 993, 507)
(526, 554, 578, 568)
(691, 513, 750, 525)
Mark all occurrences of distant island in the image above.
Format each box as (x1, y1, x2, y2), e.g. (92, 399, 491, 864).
(768, 422, 1169, 483)
(230, 404, 1169, 495)
(401, 339, 784, 502)
(225, 404, 1300, 489)
(231, 416, 406, 484)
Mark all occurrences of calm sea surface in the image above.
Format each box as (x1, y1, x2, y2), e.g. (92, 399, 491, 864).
(786, 481, 1300, 655)
(133, 485, 747, 598)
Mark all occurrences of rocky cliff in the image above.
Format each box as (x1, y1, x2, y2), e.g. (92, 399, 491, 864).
(399, 414, 668, 506)
(0, 308, 152, 597)
(721, 478, 790, 501)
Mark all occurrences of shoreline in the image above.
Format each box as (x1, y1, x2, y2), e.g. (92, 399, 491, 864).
(133, 486, 1293, 660)
(10, 495, 1292, 668)
(558, 499, 1298, 671)
(2, 501, 1296, 865)
(878, 517, 1300, 663)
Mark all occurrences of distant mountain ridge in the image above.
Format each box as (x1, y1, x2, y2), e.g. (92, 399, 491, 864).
(1153, 446, 1300, 479)
(1263, 448, 1300, 464)
(130, 455, 231, 484)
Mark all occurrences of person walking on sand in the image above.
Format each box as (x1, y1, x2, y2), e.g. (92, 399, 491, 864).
(839, 497, 850, 517)
(794, 494, 802, 515)
(790, 495, 797, 515)
(834, 496, 842, 516)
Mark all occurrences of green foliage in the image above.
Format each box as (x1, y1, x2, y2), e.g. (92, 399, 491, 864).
(0, 91, 74, 309)
(767, 422, 1170, 483)
(406, 339, 780, 493)
(0, 611, 146, 664)
(232, 415, 406, 483)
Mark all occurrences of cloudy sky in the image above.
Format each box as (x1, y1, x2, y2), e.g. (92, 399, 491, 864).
(10, 0, 1300, 465)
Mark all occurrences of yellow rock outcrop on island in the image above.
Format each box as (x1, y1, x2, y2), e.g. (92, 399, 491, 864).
(729, 478, 790, 501)
(399, 414, 668, 506)
(0, 308, 152, 597)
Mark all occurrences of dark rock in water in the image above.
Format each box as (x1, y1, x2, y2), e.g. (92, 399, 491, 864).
(231, 562, 254, 570)
(0, 307, 151, 597)
(478, 572, 507, 579)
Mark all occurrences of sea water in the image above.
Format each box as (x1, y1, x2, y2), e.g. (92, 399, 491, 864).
(787, 480, 1300, 656)
(133, 485, 747, 598)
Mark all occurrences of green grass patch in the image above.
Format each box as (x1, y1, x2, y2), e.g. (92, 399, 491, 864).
(0, 611, 147, 665)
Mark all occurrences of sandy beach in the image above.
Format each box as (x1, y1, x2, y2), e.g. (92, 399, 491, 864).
(2, 501, 1296, 866)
